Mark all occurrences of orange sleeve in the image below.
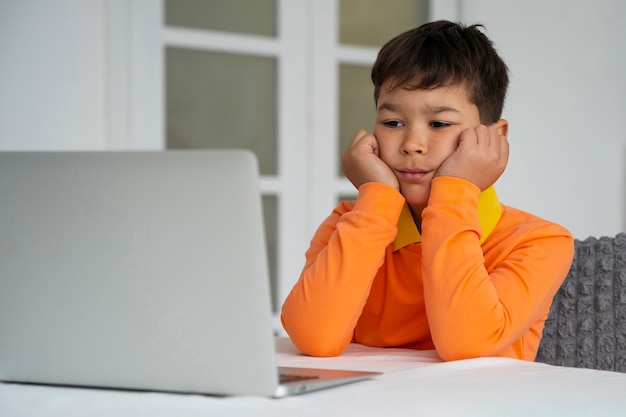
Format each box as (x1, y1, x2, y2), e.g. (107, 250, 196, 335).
(280, 182, 405, 357)
(421, 177, 574, 361)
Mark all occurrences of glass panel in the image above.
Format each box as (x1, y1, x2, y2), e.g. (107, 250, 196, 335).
(166, 47, 277, 175)
(339, 0, 429, 47)
(165, 0, 276, 37)
(262, 195, 278, 312)
(338, 64, 376, 176)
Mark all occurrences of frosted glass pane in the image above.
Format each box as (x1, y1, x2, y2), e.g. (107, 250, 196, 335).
(166, 48, 277, 175)
(338, 64, 376, 176)
(165, 0, 276, 36)
(339, 0, 429, 47)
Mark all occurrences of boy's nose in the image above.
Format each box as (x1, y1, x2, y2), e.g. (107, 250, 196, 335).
(401, 133, 426, 154)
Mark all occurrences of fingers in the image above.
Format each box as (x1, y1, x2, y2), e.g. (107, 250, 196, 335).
(439, 124, 509, 190)
(474, 124, 509, 188)
(462, 125, 509, 160)
(349, 129, 379, 156)
(460, 125, 507, 148)
(341, 129, 399, 191)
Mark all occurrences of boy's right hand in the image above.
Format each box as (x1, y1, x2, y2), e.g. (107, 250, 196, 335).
(341, 129, 399, 191)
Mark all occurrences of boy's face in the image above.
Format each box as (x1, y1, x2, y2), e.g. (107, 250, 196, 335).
(374, 81, 482, 210)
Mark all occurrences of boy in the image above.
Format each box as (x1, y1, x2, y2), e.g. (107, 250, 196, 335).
(280, 20, 574, 361)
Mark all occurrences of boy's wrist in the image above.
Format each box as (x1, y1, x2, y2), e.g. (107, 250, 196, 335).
(354, 182, 405, 224)
(428, 176, 481, 206)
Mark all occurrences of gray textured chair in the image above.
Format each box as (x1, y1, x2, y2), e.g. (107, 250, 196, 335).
(536, 232, 626, 372)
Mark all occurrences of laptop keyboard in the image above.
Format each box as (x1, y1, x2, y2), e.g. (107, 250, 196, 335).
(279, 373, 320, 384)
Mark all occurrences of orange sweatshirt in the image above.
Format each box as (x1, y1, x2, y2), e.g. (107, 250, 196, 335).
(281, 176, 574, 361)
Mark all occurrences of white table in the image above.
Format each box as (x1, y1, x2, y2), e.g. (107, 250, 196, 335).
(2, 338, 626, 417)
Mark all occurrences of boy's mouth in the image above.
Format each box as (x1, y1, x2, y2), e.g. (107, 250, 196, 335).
(397, 168, 430, 182)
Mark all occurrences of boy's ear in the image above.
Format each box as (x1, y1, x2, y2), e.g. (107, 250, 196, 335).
(491, 119, 509, 137)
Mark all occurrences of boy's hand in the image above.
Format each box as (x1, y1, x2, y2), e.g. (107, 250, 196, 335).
(342, 129, 399, 190)
(435, 124, 509, 190)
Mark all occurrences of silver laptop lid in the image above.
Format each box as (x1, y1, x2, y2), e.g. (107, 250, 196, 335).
(0, 150, 279, 396)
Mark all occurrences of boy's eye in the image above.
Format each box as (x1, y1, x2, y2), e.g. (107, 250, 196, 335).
(383, 120, 404, 128)
(430, 121, 450, 128)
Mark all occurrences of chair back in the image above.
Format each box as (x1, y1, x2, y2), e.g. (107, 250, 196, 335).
(536, 233, 626, 372)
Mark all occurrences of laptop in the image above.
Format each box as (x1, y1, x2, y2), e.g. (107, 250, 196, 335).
(0, 150, 379, 398)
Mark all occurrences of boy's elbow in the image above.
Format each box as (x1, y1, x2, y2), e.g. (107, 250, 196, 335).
(285, 328, 349, 357)
(436, 346, 479, 362)
(294, 339, 347, 358)
(281, 316, 348, 357)
(433, 338, 494, 362)
(434, 337, 519, 362)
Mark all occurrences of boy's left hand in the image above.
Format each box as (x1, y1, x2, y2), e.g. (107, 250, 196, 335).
(434, 124, 509, 191)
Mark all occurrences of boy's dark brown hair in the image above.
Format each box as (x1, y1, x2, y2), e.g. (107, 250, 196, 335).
(371, 20, 509, 124)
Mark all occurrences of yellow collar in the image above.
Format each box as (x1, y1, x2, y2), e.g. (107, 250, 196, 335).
(391, 185, 502, 251)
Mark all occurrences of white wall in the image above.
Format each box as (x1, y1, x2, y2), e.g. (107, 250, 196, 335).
(451, 1, 626, 239)
(0, 0, 108, 150)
